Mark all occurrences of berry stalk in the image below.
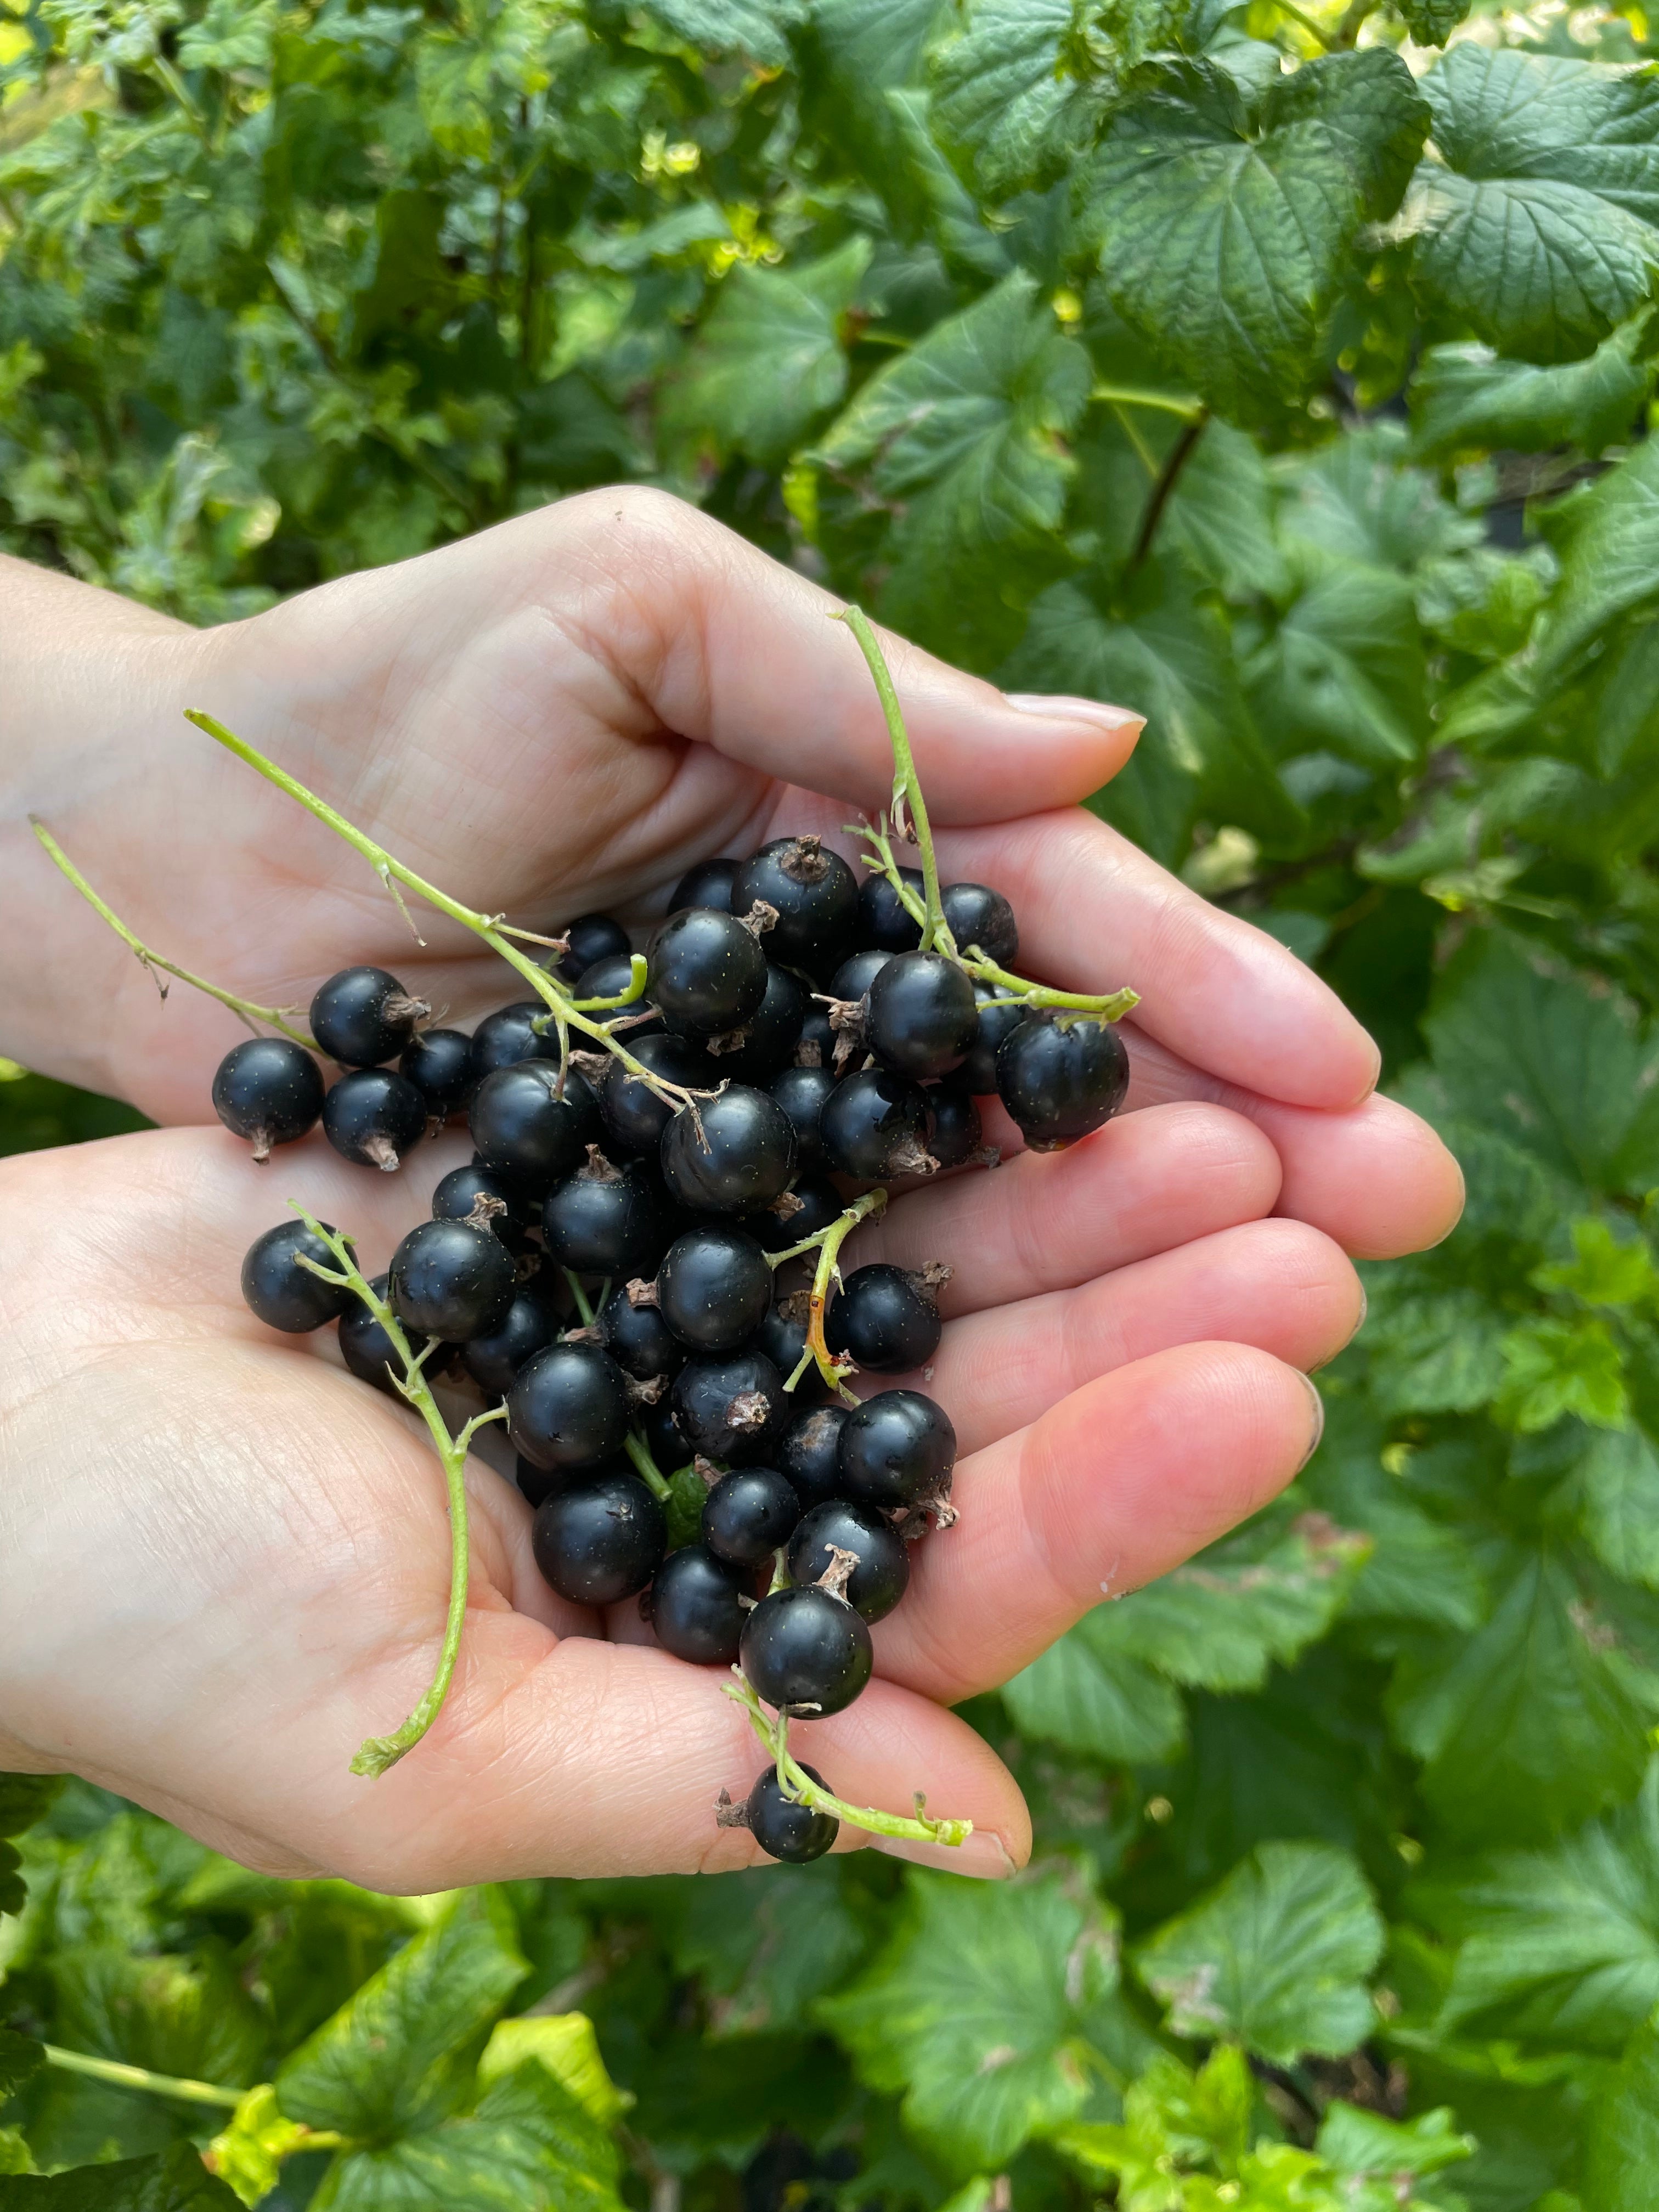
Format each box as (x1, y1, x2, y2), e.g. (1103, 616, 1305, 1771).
(564, 1266, 675, 1502)
(290, 1206, 508, 1777)
(834, 607, 952, 956)
(723, 1678, 972, 1849)
(768, 1187, 887, 1396)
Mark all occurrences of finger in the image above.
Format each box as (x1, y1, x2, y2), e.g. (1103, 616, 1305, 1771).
(901, 1218, 1361, 1457)
(1121, 1034, 1466, 1259)
(871, 1342, 1323, 1705)
(855, 1101, 1282, 1316)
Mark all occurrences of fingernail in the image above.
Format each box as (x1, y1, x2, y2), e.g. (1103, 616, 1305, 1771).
(1299, 1375, 1326, 1470)
(1003, 692, 1144, 736)
(872, 1829, 1018, 1880)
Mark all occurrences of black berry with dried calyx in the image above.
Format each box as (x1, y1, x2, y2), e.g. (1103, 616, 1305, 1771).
(509, 1341, 633, 1470)
(924, 1079, 984, 1170)
(323, 1067, 427, 1171)
(390, 1217, 517, 1341)
(941, 881, 1018, 965)
(825, 1262, 946, 1375)
(241, 1220, 354, 1333)
(212, 1037, 324, 1159)
(470, 1061, 601, 1193)
(601, 1032, 712, 1158)
(723, 1763, 839, 1864)
(996, 1012, 1129, 1152)
(543, 1147, 669, 1278)
(400, 1027, 473, 1120)
(838, 1388, 956, 1511)
(310, 966, 429, 1068)
(787, 1499, 910, 1622)
(866, 951, 978, 1081)
(820, 1066, 934, 1183)
(730, 837, 859, 978)
(671, 1349, 789, 1464)
(740, 1577, 872, 1716)
(533, 1471, 665, 1604)
(659, 1085, 797, 1214)
(647, 907, 768, 1035)
(599, 1283, 685, 1383)
(647, 1543, 752, 1665)
(779, 1402, 851, 1508)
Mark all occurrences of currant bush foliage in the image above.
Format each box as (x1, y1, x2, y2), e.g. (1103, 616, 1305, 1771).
(7, 0, 1659, 2199)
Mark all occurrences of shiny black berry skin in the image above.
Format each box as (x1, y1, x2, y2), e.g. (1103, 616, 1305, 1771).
(960, 989, 1029, 1096)
(557, 913, 631, 986)
(671, 1350, 789, 1464)
(641, 1393, 689, 1472)
(826, 1264, 942, 1374)
(746, 1762, 839, 1863)
(856, 867, 924, 953)
(709, 963, 807, 1083)
(748, 1299, 829, 1407)
(657, 1224, 773, 1352)
(431, 1162, 531, 1246)
(462, 1288, 560, 1397)
(310, 967, 424, 1068)
(648, 1543, 751, 1664)
(212, 1037, 324, 1155)
(779, 1403, 851, 1508)
(600, 1288, 686, 1383)
(795, 1005, 836, 1068)
(242, 1220, 353, 1333)
(669, 859, 738, 914)
(533, 1472, 665, 1604)
(647, 909, 768, 1036)
(829, 949, 892, 1003)
(867, 952, 979, 1081)
(517, 1454, 567, 1509)
(943, 881, 1019, 964)
(543, 1154, 669, 1278)
(787, 1499, 910, 1623)
(470, 1063, 601, 1193)
(340, 1272, 427, 1392)
(660, 1086, 798, 1214)
(838, 1389, 957, 1510)
(730, 838, 859, 979)
(399, 1028, 473, 1120)
(703, 1467, 803, 1566)
(996, 1014, 1130, 1152)
(509, 1341, 633, 1470)
(820, 1068, 932, 1182)
(770, 1065, 837, 1172)
(926, 1080, 982, 1170)
(748, 1172, 842, 1257)
(469, 1001, 562, 1082)
(390, 1217, 516, 1341)
(741, 1585, 873, 1716)
(322, 1068, 427, 1171)
(599, 1033, 709, 1158)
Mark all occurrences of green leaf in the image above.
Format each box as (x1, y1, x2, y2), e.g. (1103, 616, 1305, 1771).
(0, 2143, 242, 2209)
(1395, 0, 1470, 46)
(50, 1947, 265, 2093)
(1133, 1842, 1383, 2064)
(0, 2035, 42, 2107)
(1246, 550, 1428, 770)
(668, 238, 870, 465)
(1161, 417, 1290, 600)
(799, 0, 952, 235)
(1085, 50, 1428, 420)
(632, 0, 808, 66)
(1003, 1613, 1188, 1765)
(669, 1865, 871, 2036)
(1277, 424, 1485, 574)
(929, 0, 1098, 200)
(476, 2016, 631, 2125)
(1575, 1425, 1659, 1589)
(1410, 46, 1659, 363)
(1410, 314, 1658, 462)
(276, 1891, 524, 2140)
(817, 1870, 1116, 2171)
(1498, 1316, 1630, 1434)
(1524, 433, 1659, 692)
(0, 1777, 62, 1921)
(1301, 1398, 1487, 1630)
(1314, 2100, 1475, 2181)
(1583, 2010, 1659, 2209)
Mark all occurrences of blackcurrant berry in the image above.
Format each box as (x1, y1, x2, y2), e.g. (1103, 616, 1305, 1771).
(660, 1086, 798, 1214)
(462, 1288, 561, 1397)
(838, 1389, 956, 1510)
(574, 952, 646, 1007)
(741, 1585, 872, 1716)
(770, 1064, 837, 1172)
(212, 1037, 324, 1159)
(748, 1172, 842, 1255)
(856, 868, 923, 953)
(390, 1217, 517, 1341)
(671, 1350, 789, 1465)
(241, 1220, 353, 1333)
(509, 1341, 632, 1470)
(778, 1403, 850, 1508)
(543, 1150, 669, 1277)
(941, 881, 1018, 966)
(746, 1295, 828, 1406)
(309, 967, 427, 1068)
(601, 1033, 713, 1158)
(668, 859, 737, 915)
(517, 1454, 568, 1509)
(431, 1161, 531, 1246)
(866, 951, 978, 1081)
(469, 1001, 562, 1081)
(820, 1068, 933, 1182)
(787, 1499, 910, 1622)
(400, 1027, 473, 1120)
(925, 1079, 982, 1170)
(828, 949, 892, 1003)
(470, 1062, 601, 1193)
(794, 1004, 836, 1070)
(657, 1224, 774, 1352)
(340, 1272, 427, 1392)
(641, 1392, 689, 1473)
(744, 1762, 839, 1863)
(960, 988, 1029, 1096)
(647, 909, 768, 1036)
(322, 1068, 427, 1171)
(647, 1543, 752, 1664)
(600, 1286, 686, 1383)
(730, 837, 859, 979)
(703, 1467, 803, 1566)
(825, 1264, 943, 1374)
(557, 913, 631, 986)
(996, 1013, 1130, 1152)
(533, 1472, 665, 1605)
(707, 963, 806, 1082)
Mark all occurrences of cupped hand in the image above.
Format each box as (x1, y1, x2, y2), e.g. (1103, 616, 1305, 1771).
(0, 1105, 1350, 1884)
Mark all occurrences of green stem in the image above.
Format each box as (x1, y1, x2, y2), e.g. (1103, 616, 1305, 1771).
(772, 1190, 886, 1396)
(834, 609, 953, 957)
(31, 821, 317, 1048)
(724, 1681, 972, 1849)
(561, 1269, 596, 1326)
(1090, 381, 1205, 418)
(42, 2045, 242, 2112)
(1272, 0, 1334, 45)
(292, 1210, 507, 1778)
(967, 958, 1139, 1022)
(624, 1429, 673, 1502)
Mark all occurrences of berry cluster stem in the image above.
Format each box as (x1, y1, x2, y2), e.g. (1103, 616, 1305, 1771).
(834, 608, 952, 957)
(39, 2043, 244, 2112)
(292, 1207, 507, 1778)
(768, 1187, 886, 1397)
(724, 1678, 972, 1849)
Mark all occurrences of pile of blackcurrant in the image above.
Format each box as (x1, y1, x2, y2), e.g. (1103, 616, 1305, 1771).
(49, 607, 1136, 1861)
